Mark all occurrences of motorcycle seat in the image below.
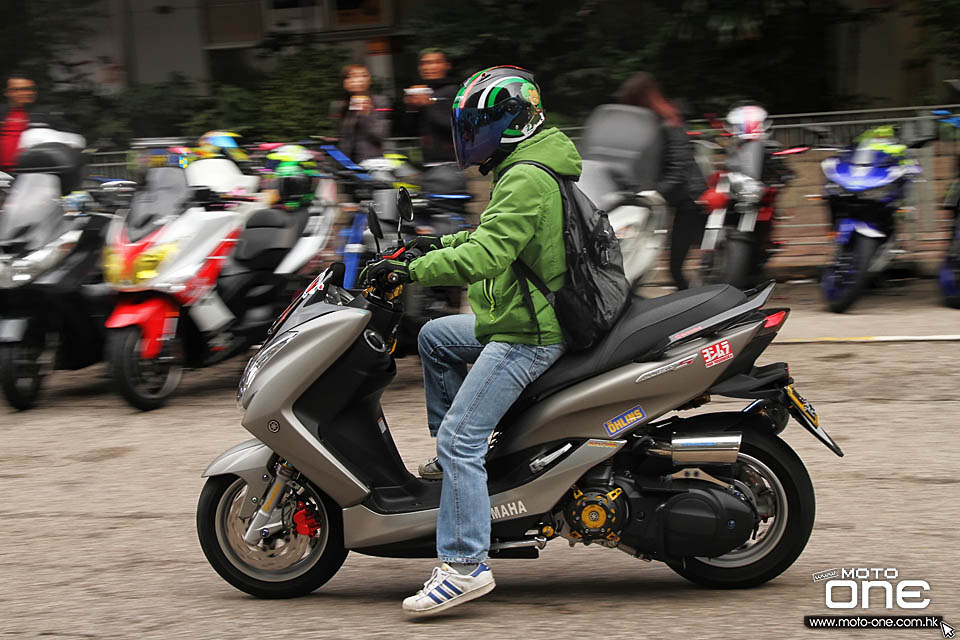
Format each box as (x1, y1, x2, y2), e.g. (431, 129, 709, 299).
(233, 207, 308, 271)
(515, 285, 747, 406)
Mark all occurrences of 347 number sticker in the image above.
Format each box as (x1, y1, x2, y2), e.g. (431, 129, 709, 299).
(701, 340, 734, 368)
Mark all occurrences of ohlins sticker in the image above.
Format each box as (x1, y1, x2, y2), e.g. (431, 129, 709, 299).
(603, 405, 646, 437)
(635, 354, 698, 383)
(701, 340, 734, 368)
(490, 500, 528, 520)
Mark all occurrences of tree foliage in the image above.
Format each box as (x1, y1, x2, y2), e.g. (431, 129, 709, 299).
(401, 0, 878, 120)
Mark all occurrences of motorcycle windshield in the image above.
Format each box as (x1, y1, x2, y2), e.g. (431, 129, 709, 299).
(0, 173, 63, 253)
(126, 167, 191, 243)
(726, 140, 765, 180)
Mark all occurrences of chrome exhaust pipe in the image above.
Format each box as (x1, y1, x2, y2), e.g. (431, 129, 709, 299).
(647, 432, 742, 465)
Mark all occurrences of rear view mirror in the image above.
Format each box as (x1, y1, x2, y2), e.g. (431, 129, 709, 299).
(366, 203, 383, 239)
(396, 187, 414, 222)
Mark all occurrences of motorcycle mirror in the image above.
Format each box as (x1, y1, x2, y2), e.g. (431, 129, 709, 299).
(396, 187, 414, 222)
(366, 203, 384, 240)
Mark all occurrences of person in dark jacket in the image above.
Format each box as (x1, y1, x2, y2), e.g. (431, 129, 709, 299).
(329, 64, 390, 163)
(400, 49, 459, 164)
(618, 72, 706, 289)
(0, 72, 38, 171)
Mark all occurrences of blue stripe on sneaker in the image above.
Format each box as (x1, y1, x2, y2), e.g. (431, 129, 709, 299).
(427, 591, 444, 605)
(434, 585, 453, 600)
(442, 580, 463, 595)
(470, 563, 490, 577)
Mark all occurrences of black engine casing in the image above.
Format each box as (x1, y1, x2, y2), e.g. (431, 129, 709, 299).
(618, 478, 756, 560)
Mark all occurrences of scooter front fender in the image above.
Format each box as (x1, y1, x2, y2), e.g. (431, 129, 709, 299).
(201, 438, 275, 519)
(105, 296, 179, 358)
(0, 317, 29, 343)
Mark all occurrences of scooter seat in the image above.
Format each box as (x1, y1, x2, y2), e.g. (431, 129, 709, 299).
(515, 285, 747, 406)
(233, 207, 307, 271)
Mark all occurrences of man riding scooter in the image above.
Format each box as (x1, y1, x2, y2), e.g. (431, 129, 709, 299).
(365, 65, 578, 615)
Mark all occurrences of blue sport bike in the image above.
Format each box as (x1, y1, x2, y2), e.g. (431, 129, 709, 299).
(813, 126, 933, 313)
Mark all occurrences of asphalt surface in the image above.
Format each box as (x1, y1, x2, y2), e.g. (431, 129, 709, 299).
(1, 279, 958, 639)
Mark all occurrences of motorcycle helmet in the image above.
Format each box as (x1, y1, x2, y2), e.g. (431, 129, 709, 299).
(197, 130, 249, 164)
(724, 104, 771, 141)
(264, 144, 318, 209)
(451, 65, 545, 172)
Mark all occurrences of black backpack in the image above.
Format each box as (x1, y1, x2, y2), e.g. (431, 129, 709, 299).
(504, 160, 631, 351)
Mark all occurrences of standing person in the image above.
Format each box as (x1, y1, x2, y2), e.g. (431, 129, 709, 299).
(0, 72, 38, 172)
(401, 49, 460, 164)
(365, 66, 579, 616)
(618, 72, 706, 289)
(330, 64, 390, 163)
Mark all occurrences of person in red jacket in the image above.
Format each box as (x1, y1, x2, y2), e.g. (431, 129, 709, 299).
(0, 72, 37, 171)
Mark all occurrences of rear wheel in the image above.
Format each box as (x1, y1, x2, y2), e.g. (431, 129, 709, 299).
(821, 236, 878, 313)
(667, 429, 815, 589)
(196, 474, 348, 598)
(0, 328, 48, 410)
(107, 326, 183, 411)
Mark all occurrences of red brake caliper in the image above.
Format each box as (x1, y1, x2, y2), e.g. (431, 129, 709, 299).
(292, 500, 322, 537)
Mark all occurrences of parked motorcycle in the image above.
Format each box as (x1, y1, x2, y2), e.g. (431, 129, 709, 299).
(322, 147, 471, 354)
(699, 105, 804, 289)
(814, 125, 933, 312)
(195, 188, 842, 599)
(931, 110, 960, 308)
(0, 128, 120, 409)
(102, 156, 333, 410)
(938, 156, 960, 308)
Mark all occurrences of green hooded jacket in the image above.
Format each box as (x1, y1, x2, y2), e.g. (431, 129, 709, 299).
(409, 127, 582, 345)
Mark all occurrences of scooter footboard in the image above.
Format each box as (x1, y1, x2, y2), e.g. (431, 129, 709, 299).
(341, 439, 625, 549)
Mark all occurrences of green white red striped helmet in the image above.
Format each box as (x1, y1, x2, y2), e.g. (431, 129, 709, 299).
(451, 66, 545, 170)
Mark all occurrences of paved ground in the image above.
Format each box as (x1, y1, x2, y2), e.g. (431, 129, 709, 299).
(1, 280, 958, 639)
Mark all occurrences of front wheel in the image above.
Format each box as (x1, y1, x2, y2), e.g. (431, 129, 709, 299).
(197, 474, 348, 598)
(667, 429, 815, 589)
(107, 326, 183, 411)
(821, 235, 878, 313)
(0, 335, 46, 410)
(702, 237, 755, 289)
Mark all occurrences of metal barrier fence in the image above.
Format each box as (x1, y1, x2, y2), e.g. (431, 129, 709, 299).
(84, 105, 959, 259)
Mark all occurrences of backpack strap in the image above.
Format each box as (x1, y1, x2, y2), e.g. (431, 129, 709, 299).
(501, 160, 567, 347)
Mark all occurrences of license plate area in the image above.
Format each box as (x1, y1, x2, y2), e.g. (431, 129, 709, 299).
(785, 384, 819, 427)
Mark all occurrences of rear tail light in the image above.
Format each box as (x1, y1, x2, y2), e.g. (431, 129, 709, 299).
(759, 308, 790, 335)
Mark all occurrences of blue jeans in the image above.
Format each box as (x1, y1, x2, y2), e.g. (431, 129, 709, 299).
(418, 314, 565, 564)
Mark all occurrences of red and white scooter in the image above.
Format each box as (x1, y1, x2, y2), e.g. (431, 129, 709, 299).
(102, 157, 337, 409)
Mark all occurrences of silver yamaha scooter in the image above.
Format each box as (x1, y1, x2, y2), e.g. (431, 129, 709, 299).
(196, 189, 843, 599)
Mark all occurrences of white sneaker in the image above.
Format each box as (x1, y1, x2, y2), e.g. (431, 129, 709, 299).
(401, 562, 495, 616)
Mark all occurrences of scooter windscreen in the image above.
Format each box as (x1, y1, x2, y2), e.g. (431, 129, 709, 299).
(0, 173, 64, 253)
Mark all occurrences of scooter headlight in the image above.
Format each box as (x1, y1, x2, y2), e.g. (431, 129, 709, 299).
(133, 243, 177, 283)
(2, 230, 80, 286)
(237, 330, 298, 409)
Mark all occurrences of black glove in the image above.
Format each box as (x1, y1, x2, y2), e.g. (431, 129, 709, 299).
(405, 235, 442, 255)
(365, 259, 411, 286)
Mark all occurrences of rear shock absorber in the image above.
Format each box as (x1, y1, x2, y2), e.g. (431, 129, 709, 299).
(242, 461, 295, 544)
